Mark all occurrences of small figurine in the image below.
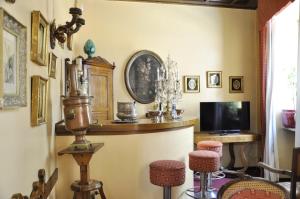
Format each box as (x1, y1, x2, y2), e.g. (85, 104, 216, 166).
(84, 39, 96, 58)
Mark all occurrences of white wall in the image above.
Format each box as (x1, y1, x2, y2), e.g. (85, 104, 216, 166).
(74, 0, 259, 166)
(0, 0, 73, 198)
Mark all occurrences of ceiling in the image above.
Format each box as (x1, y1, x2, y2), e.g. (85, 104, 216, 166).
(114, 0, 257, 9)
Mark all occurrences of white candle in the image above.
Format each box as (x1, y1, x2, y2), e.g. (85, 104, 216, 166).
(74, 0, 78, 7)
(76, 57, 82, 72)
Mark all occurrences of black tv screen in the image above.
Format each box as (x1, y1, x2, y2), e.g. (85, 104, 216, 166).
(200, 101, 250, 133)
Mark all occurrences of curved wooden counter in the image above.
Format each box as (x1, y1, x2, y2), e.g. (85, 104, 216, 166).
(55, 117, 198, 135)
(55, 117, 197, 199)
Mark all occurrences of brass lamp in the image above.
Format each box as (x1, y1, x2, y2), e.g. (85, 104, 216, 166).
(50, 6, 85, 49)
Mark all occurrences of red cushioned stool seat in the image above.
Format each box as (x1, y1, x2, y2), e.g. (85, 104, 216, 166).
(187, 150, 221, 199)
(197, 140, 223, 157)
(189, 150, 220, 172)
(150, 160, 185, 187)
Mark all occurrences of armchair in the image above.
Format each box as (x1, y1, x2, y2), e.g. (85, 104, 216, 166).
(217, 176, 289, 199)
(258, 147, 300, 199)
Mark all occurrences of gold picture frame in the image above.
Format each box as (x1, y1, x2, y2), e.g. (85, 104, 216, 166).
(31, 76, 48, 126)
(48, 52, 57, 79)
(207, 71, 222, 88)
(229, 76, 244, 93)
(184, 76, 200, 93)
(31, 11, 48, 66)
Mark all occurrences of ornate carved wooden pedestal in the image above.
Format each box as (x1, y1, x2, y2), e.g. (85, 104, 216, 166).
(58, 143, 106, 199)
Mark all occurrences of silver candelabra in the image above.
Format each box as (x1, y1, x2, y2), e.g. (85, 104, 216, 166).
(155, 56, 182, 119)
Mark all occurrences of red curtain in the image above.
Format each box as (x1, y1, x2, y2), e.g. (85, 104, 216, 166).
(258, 0, 294, 149)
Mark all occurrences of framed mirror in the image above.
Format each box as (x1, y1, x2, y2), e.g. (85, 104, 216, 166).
(125, 50, 164, 104)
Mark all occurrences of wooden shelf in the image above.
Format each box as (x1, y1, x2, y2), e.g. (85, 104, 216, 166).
(194, 132, 260, 144)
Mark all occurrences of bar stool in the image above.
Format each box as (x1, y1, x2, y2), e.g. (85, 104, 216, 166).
(189, 150, 220, 199)
(149, 160, 185, 199)
(197, 141, 223, 157)
(197, 141, 224, 189)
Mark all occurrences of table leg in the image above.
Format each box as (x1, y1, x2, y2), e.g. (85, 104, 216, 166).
(237, 144, 248, 172)
(227, 143, 235, 169)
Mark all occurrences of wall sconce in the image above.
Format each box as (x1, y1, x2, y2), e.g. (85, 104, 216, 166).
(50, 6, 85, 49)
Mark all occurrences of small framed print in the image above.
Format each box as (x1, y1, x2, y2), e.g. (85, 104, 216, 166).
(31, 11, 48, 66)
(207, 71, 222, 88)
(229, 76, 244, 93)
(184, 76, 200, 93)
(31, 76, 48, 126)
(48, 52, 57, 78)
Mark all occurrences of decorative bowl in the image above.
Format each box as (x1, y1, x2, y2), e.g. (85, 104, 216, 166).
(117, 102, 137, 121)
(176, 109, 184, 116)
(147, 110, 162, 118)
(116, 112, 137, 121)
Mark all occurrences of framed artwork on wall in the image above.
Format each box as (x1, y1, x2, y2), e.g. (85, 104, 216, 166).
(31, 76, 48, 126)
(0, 8, 27, 109)
(207, 71, 222, 88)
(31, 11, 48, 66)
(229, 76, 244, 93)
(125, 50, 164, 104)
(184, 76, 200, 93)
(48, 52, 57, 79)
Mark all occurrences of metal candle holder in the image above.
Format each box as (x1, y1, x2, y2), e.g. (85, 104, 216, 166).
(50, 7, 85, 49)
(155, 56, 182, 120)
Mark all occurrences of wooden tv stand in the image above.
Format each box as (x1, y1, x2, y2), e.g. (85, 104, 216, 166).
(194, 132, 261, 172)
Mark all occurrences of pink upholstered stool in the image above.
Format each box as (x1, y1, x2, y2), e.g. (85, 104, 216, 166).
(197, 140, 224, 193)
(197, 141, 223, 157)
(189, 150, 220, 199)
(150, 160, 185, 199)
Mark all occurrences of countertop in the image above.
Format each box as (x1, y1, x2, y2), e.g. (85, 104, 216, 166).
(55, 117, 198, 136)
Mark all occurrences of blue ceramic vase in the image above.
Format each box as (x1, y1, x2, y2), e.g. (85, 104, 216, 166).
(84, 39, 96, 58)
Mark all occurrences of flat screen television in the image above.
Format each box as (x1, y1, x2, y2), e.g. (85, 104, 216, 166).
(200, 101, 250, 134)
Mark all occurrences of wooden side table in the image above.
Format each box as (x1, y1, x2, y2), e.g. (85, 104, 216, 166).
(58, 143, 106, 199)
(194, 132, 261, 172)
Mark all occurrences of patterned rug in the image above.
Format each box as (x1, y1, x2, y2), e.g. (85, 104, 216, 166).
(194, 176, 232, 191)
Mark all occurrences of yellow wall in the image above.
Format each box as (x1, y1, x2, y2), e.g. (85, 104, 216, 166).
(74, 0, 259, 166)
(0, 0, 73, 198)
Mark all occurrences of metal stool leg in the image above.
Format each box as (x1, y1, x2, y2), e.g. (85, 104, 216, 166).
(200, 173, 208, 198)
(163, 186, 171, 199)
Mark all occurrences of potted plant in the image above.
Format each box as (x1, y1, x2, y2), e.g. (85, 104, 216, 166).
(281, 67, 296, 129)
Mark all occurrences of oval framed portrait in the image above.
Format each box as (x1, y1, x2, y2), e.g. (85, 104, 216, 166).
(125, 50, 164, 104)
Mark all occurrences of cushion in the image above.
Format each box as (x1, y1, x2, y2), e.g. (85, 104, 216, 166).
(149, 160, 185, 187)
(197, 140, 223, 157)
(189, 150, 220, 172)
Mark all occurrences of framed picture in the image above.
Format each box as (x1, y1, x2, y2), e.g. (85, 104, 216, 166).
(229, 76, 244, 93)
(184, 76, 200, 93)
(207, 71, 222, 88)
(125, 50, 164, 104)
(31, 11, 48, 66)
(0, 8, 27, 108)
(31, 76, 48, 126)
(48, 52, 57, 78)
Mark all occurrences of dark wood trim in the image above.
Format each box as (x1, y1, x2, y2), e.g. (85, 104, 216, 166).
(56, 118, 198, 136)
(112, 0, 257, 10)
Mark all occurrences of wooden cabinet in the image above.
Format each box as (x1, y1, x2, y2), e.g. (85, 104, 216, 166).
(84, 56, 115, 122)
